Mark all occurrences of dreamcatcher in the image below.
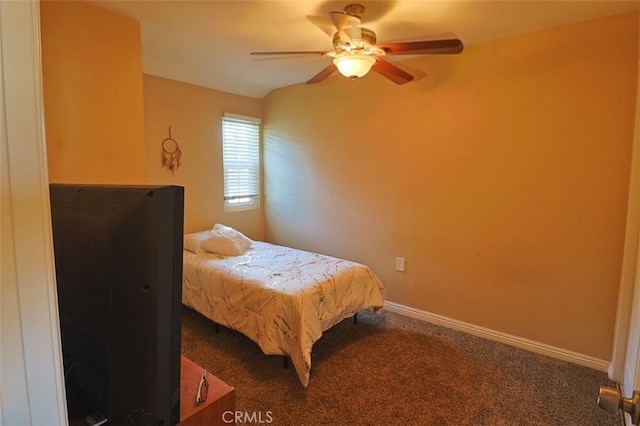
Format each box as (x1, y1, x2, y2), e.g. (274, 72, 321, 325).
(162, 126, 182, 174)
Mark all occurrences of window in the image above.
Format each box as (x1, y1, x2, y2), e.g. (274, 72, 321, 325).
(222, 113, 261, 212)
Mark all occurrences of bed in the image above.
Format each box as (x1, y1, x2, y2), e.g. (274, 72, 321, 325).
(181, 226, 386, 387)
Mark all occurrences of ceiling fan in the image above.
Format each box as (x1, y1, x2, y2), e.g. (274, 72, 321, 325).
(250, 3, 464, 85)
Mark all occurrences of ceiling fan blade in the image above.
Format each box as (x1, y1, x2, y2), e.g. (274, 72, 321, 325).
(251, 51, 329, 56)
(372, 57, 414, 85)
(306, 64, 336, 84)
(329, 11, 361, 30)
(306, 15, 337, 38)
(332, 28, 351, 45)
(377, 38, 464, 55)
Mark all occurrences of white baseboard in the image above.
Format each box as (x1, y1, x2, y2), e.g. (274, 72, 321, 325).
(383, 301, 610, 372)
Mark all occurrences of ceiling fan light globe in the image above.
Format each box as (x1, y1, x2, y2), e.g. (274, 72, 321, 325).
(333, 54, 376, 79)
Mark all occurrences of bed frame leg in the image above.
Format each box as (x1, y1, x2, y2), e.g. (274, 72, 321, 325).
(353, 312, 358, 325)
(283, 356, 290, 369)
(215, 323, 220, 334)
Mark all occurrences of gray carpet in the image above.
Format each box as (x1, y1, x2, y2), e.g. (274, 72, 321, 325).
(181, 307, 620, 425)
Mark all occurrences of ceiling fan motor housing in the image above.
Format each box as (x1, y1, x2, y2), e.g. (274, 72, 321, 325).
(332, 27, 377, 51)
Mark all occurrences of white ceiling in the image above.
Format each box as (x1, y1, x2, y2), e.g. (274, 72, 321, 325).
(92, 0, 640, 99)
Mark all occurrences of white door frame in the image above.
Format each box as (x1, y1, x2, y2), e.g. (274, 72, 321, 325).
(609, 12, 640, 399)
(0, 1, 67, 424)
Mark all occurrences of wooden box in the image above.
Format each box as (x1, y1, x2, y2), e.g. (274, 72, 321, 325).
(180, 356, 235, 425)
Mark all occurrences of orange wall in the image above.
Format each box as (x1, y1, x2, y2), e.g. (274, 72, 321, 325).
(41, 0, 146, 184)
(39, 0, 638, 361)
(143, 75, 264, 238)
(263, 12, 639, 360)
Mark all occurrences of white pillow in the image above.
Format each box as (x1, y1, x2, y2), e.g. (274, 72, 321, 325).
(201, 224, 252, 256)
(183, 230, 212, 253)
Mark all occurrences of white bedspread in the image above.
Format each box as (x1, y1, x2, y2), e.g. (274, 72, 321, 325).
(182, 241, 386, 386)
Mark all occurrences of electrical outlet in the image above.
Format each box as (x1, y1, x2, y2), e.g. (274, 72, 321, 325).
(395, 257, 405, 272)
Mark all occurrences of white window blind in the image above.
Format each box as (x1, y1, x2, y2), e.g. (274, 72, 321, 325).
(222, 113, 261, 211)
